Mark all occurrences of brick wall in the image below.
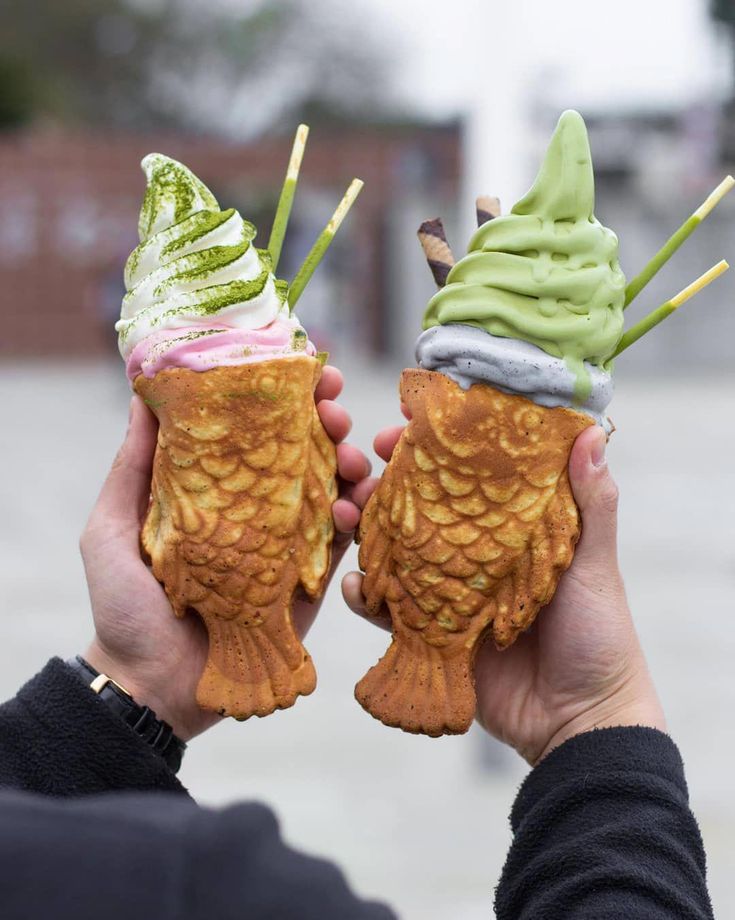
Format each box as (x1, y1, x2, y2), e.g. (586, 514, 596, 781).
(0, 125, 460, 358)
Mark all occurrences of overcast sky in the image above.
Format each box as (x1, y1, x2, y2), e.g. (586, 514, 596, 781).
(360, 0, 732, 232)
(369, 0, 730, 117)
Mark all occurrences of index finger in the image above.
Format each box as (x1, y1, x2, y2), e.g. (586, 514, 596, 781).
(374, 425, 404, 463)
(341, 572, 392, 632)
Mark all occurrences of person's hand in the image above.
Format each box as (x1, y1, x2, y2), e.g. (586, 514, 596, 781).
(342, 424, 666, 765)
(81, 367, 371, 742)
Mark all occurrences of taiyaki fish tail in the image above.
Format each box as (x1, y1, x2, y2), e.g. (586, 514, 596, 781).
(355, 626, 476, 736)
(196, 609, 317, 718)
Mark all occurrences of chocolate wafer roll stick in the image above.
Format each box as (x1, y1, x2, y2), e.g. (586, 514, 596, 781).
(476, 195, 501, 225)
(418, 218, 455, 287)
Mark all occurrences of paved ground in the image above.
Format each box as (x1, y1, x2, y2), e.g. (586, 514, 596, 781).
(1, 359, 734, 918)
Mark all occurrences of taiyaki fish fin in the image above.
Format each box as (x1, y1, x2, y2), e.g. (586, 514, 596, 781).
(196, 608, 316, 720)
(295, 403, 338, 599)
(355, 626, 475, 737)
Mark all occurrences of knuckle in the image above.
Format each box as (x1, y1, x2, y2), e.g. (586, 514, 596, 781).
(596, 476, 619, 514)
(79, 528, 91, 559)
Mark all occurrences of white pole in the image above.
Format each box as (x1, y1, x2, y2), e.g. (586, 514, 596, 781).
(459, 2, 531, 243)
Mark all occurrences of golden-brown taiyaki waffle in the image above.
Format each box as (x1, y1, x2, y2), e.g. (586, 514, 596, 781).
(356, 369, 592, 736)
(135, 355, 337, 720)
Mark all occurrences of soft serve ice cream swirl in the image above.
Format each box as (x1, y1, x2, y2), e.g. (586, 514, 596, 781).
(420, 110, 625, 415)
(116, 154, 315, 381)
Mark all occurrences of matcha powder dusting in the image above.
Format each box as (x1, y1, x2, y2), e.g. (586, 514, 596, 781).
(138, 154, 219, 243)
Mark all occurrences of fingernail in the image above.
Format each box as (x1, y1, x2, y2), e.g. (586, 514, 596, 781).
(591, 429, 607, 467)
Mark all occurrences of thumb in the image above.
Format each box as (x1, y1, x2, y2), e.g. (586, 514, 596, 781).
(567, 425, 619, 569)
(87, 396, 158, 537)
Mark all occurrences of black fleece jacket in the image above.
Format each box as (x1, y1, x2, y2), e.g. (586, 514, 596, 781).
(0, 659, 713, 919)
(495, 727, 713, 919)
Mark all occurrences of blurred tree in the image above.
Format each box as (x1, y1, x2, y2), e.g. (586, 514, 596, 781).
(711, 0, 735, 27)
(710, 0, 735, 158)
(0, 55, 34, 128)
(1, 0, 168, 129)
(0, 0, 391, 135)
(711, 0, 735, 85)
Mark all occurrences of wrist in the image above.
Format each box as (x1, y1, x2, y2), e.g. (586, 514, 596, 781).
(536, 674, 666, 765)
(84, 637, 194, 742)
(69, 654, 186, 773)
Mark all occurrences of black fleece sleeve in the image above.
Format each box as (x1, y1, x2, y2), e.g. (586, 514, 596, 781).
(495, 727, 713, 919)
(0, 660, 396, 920)
(0, 790, 396, 919)
(0, 658, 184, 796)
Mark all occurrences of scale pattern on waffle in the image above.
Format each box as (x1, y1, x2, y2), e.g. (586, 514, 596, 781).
(135, 356, 337, 720)
(357, 368, 592, 736)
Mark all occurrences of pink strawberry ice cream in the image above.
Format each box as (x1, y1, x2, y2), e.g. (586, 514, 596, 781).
(126, 316, 316, 382)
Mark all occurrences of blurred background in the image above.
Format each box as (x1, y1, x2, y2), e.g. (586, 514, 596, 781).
(1, 0, 734, 916)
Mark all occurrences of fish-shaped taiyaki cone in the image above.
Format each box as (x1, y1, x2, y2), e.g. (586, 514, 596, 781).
(135, 355, 337, 720)
(356, 369, 592, 736)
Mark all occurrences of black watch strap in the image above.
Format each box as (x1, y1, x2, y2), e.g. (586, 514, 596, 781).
(67, 655, 186, 773)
